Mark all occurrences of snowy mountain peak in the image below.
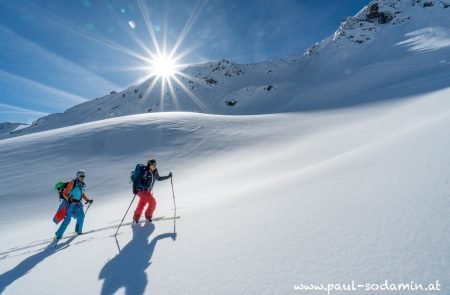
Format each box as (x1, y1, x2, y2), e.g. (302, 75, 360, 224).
(184, 59, 244, 78)
(3, 0, 450, 139)
(177, 59, 245, 91)
(305, 0, 449, 55)
(334, 1, 406, 42)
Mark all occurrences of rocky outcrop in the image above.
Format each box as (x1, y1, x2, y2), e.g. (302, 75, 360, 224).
(366, 2, 394, 24)
(225, 100, 237, 106)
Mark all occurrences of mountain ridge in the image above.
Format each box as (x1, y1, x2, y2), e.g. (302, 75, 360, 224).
(3, 0, 450, 138)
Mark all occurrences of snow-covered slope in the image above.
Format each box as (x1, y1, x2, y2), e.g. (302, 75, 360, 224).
(6, 0, 450, 138)
(0, 86, 449, 294)
(1, 2, 449, 292)
(0, 122, 28, 136)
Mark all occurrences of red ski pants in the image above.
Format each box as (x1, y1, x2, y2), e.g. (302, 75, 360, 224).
(133, 190, 157, 221)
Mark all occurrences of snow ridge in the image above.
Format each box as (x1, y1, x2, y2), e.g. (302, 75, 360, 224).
(2, 0, 450, 139)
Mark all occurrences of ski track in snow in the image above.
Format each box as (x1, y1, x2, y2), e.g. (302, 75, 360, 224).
(0, 88, 449, 294)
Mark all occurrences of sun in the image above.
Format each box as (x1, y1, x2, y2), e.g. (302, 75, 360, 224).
(149, 54, 177, 79)
(108, 0, 209, 112)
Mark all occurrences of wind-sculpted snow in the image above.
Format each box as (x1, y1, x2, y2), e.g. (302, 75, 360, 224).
(0, 88, 449, 294)
(0, 1, 449, 293)
(397, 27, 450, 52)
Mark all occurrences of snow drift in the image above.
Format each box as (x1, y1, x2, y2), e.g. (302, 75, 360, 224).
(0, 87, 449, 294)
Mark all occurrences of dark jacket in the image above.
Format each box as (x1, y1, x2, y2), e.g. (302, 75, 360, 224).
(135, 167, 170, 191)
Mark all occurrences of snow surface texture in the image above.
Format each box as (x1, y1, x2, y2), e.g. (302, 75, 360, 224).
(0, 89, 449, 294)
(0, 0, 449, 294)
(3, 0, 450, 138)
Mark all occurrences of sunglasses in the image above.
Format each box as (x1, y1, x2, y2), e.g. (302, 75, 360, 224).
(78, 175, 86, 178)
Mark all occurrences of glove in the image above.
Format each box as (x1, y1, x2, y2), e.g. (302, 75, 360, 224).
(168, 172, 172, 178)
(85, 199, 94, 204)
(67, 197, 73, 203)
(133, 188, 138, 194)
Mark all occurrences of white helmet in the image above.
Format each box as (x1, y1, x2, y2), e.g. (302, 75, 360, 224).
(76, 170, 86, 178)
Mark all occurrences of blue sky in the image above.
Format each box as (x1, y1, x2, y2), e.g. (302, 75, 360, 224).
(0, 0, 369, 123)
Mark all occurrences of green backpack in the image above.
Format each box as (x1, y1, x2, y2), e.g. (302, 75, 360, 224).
(54, 181, 70, 200)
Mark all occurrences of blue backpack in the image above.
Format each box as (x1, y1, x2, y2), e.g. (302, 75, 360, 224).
(131, 164, 146, 185)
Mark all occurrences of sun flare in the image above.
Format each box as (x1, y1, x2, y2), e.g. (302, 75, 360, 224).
(113, 0, 207, 112)
(149, 54, 178, 79)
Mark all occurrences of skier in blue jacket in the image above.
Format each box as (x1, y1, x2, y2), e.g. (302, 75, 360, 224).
(54, 170, 93, 240)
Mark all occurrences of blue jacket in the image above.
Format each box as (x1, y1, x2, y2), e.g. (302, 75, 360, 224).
(64, 179, 86, 202)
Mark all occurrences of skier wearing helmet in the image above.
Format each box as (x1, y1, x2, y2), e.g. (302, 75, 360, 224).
(132, 159, 172, 223)
(54, 170, 93, 240)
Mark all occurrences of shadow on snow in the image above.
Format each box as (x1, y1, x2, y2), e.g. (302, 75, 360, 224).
(99, 222, 176, 295)
(0, 236, 77, 293)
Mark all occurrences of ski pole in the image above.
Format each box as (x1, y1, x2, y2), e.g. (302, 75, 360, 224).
(84, 202, 92, 216)
(170, 176, 177, 234)
(114, 194, 137, 237)
(170, 176, 177, 211)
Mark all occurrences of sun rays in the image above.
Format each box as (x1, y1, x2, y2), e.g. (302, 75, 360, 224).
(2, 0, 209, 117)
(123, 0, 207, 112)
